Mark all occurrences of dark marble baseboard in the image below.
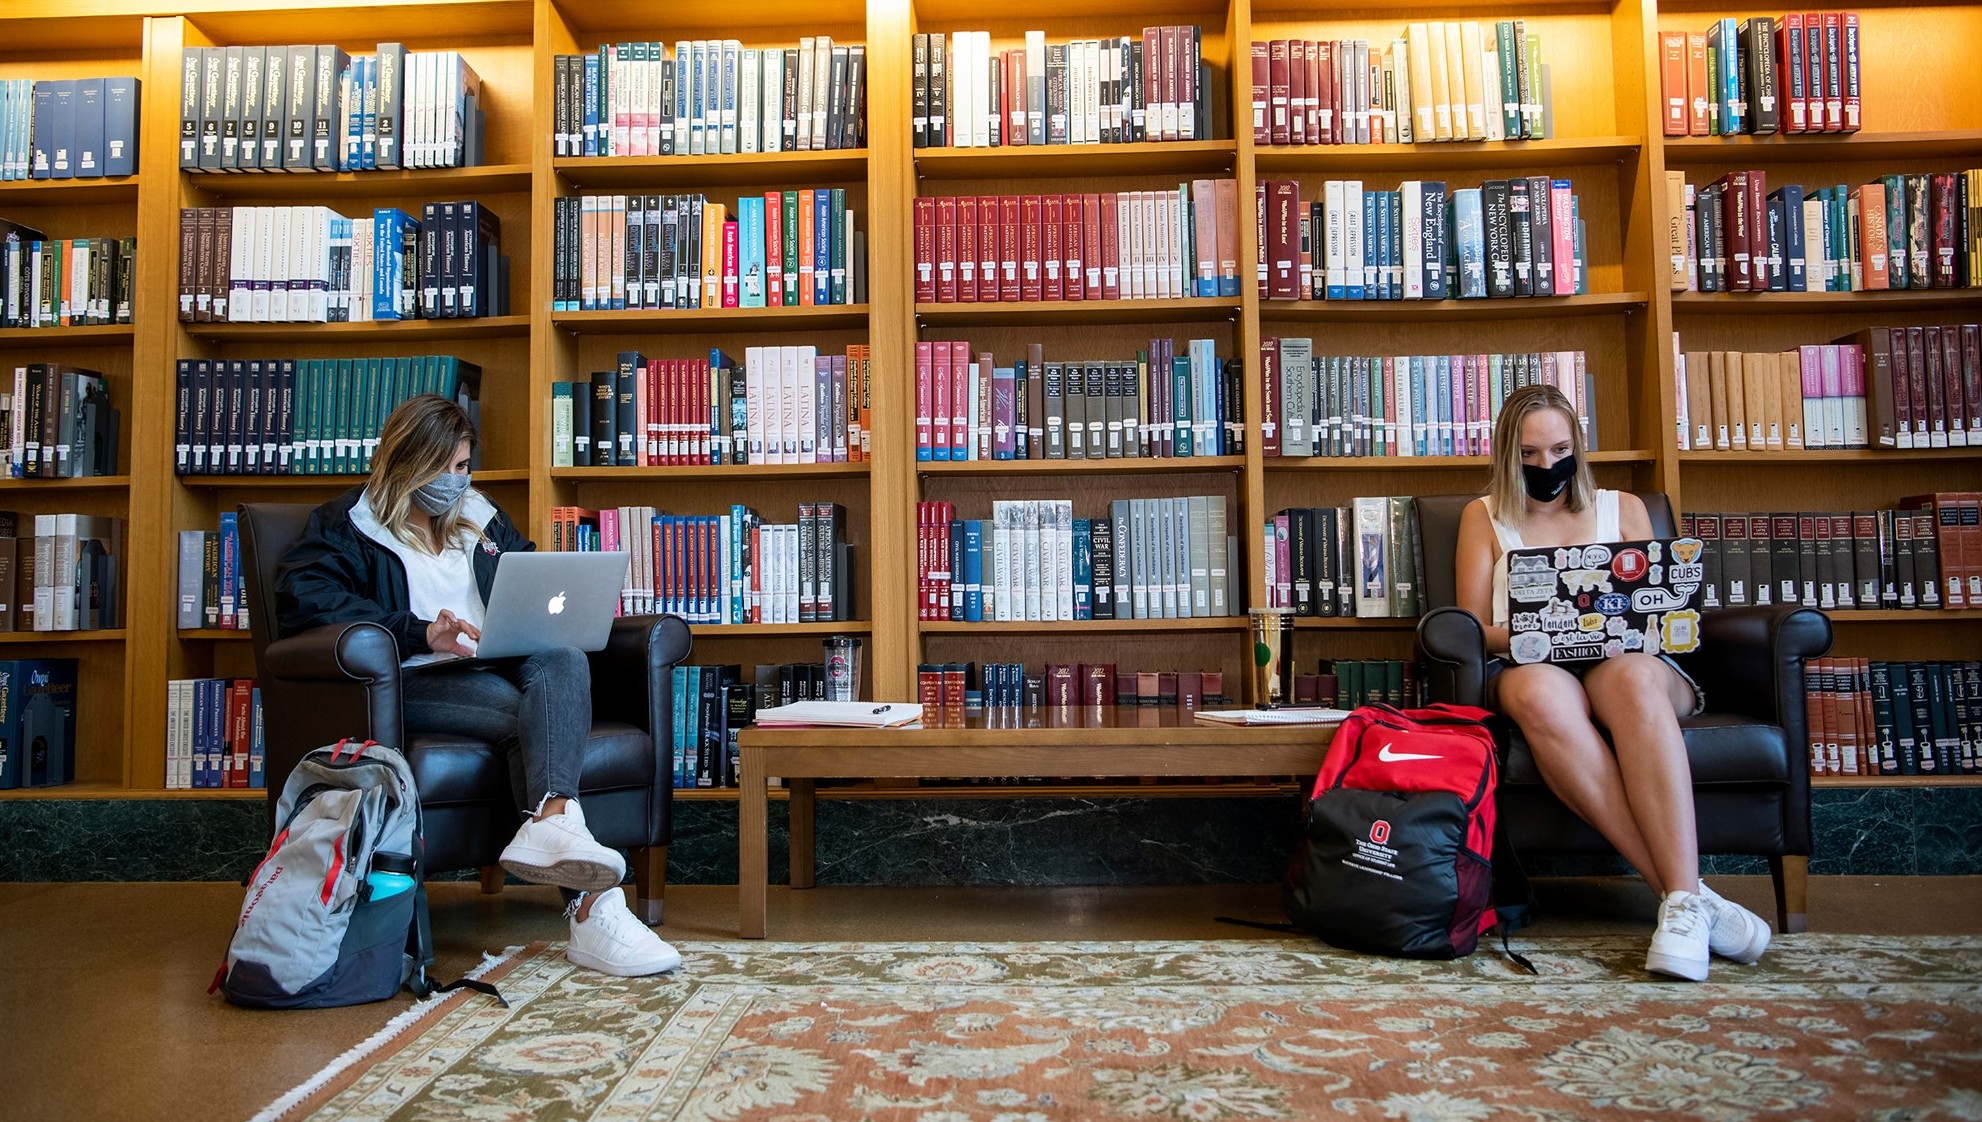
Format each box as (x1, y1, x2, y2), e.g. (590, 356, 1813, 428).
(3, 787, 1978, 883)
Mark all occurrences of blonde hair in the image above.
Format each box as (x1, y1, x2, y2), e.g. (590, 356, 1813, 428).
(1486, 384, 1593, 526)
(366, 395, 480, 554)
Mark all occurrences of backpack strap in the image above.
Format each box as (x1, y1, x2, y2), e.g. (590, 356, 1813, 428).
(406, 882, 436, 998)
(1212, 916, 1303, 933)
(1488, 815, 1540, 975)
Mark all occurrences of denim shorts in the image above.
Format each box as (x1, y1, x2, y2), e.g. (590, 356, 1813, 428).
(1485, 653, 1707, 718)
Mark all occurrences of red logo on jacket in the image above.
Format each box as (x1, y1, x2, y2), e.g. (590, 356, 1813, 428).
(1369, 820, 1391, 845)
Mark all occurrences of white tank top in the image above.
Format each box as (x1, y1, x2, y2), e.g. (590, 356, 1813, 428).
(1487, 489, 1621, 629)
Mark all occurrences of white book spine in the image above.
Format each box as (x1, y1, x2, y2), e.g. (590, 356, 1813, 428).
(739, 49, 759, 154)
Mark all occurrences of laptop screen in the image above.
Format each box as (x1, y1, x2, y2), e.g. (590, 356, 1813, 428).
(1504, 538, 1707, 664)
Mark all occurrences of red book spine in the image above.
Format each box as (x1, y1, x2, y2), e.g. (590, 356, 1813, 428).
(1081, 192, 1103, 299)
(1939, 327, 1966, 443)
(939, 500, 956, 615)
(916, 502, 931, 620)
(1316, 40, 1335, 146)
(1100, 191, 1121, 300)
(227, 681, 251, 788)
(661, 359, 677, 467)
(932, 339, 953, 456)
(1802, 13, 1824, 135)
(1905, 327, 1930, 445)
(1142, 27, 1161, 140)
(934, 194, 958, 303)
(913, 195, 935, 303)
(977, 194, 998, 303)
(915, 340, 934, 459)
(999, 194, 1021, 302)
(1963, 325, 1982, 447)
(1721, 172, 1750, 291)
(1020, 194, 1044, 301)
(1259, 336, 1281, 457)
(950, 342, 971, 460)
(1288, 39, 1307, 146)
(1840, 10, 1861, 132)
(1777, 15, 1804, 134)
(1267, 40, 1290, 145)
(1930, 172, 1958, 289)
(956, 194, 979, 302)
(1041, 192, 1064, 300)
(1267, 179, 1299, 299)
(1821, 12, 1843, 132)
(1250, 40, 1269, 144)
(1254, 182, 1267, 297)
(1062, 192, 1084, 301)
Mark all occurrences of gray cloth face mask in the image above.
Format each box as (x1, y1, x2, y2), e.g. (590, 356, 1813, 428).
(412, 472, 471, 517)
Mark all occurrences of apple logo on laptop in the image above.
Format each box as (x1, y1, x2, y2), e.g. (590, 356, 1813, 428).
(547, 592, 566, 615)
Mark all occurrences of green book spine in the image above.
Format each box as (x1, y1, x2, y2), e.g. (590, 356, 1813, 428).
(829, 187, 847, 305)
(782, 188, 800, 306)
(1496, 22, 1521, 138)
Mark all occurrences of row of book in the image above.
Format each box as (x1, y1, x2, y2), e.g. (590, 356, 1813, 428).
(1253, 20, 1553, 147)
(550, 502, 853, 625)
(1297, 660, 1427, 710)
(1264, 344, 1596, 459)
(554, 38, 866, 158)
(0, 224, 136, 329)
(1804, 659, 1978, 778)
(175, 515, 248, 631)
(555, 189, 862, 312)
(178, 45, 484, 173)
(913, 28, 1212, 150)
(172, 355, 481, 476)
(553, 345, 872, 469)
(914, 185, 1242, 305)
(163, 678, 264, 790)
(0, 659, 78, 788)
(0, 512, 123, 632)
(1260, 177, 1586, 302)
(176, 202, 506, 324)
(0, 78, 141, 180)
(915, 339, 1243, 463)
(670, 661, 840, 789)
(1264, 500, 1424, 619)
(1677, 170, 1976, 294)
(917, 496, 1238, 624)
(1675, 329, 1982, 453)
(1657, 14, 1863, 138)
(962, 662, 1235, 711)
(1678, 501, 1977, 613)
(5, 364, 119, 479)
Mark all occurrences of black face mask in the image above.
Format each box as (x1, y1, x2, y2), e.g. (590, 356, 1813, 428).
(1522, 456, 1577, 503)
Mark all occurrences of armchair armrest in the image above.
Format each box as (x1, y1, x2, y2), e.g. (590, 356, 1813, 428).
(257, 622, 405, 815)
(589, 614, 693, 735)
(1683, 606, 1833, 726)
(264, 621, 401, 683)
(1415, 606, 1489, 708)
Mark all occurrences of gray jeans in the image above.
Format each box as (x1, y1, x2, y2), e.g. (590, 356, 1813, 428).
(401, 646, 592, 815)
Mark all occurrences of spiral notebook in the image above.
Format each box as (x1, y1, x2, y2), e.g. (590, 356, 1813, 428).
(751, 702, 924, 728)
(1194, 707, 1352, 726)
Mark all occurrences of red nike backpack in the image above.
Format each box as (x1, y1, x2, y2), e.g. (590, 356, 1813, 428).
(1285, 703, 1532, 962)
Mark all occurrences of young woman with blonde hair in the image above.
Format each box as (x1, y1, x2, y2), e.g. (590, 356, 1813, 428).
(1454, 384, 1770, 981)
(277, 394, 678, 977)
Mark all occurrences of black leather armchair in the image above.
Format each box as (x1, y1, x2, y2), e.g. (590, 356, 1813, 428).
(239, 502, 693, 924)
(1412, 493, 1832, 932)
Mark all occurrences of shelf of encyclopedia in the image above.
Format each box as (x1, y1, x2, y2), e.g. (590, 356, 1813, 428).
(0, 474, 131, 491)
(182, 315, 531, 342)
(915, 297, 1240, 328)
(552, 463, 870, 481)
(180, 162, 533, 201)
(0, 629, 126, 644)
(554, 150, 869, 190)
(914, 139, 1238, 180)
(1253, 136, 1642, 175)
(920, 618, 1244, 634)
(553, 305, 872, 334)
(0, 177, 140, 204)
(1661, 130, 1982, 166)
(1679, 450, 1982, 464)
(1258, 291, 1649, 323)
(176, 468, 531, 488)
(0, 324, 136, 348)
(1266, 450, 1657, 470)
(919, 456, 1246, 476)
(1670, 291, 1982, 314)
(1813, 775, 1982, 789)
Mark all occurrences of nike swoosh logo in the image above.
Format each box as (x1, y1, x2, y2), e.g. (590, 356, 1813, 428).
(1378, 746, 1443, 762)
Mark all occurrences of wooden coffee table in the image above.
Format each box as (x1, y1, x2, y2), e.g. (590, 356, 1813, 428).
(736, 708, 1338, 938)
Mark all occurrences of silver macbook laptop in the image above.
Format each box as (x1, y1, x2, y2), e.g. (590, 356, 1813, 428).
(472, 552, 629, 659)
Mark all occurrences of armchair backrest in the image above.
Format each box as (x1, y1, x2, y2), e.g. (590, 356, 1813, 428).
(1414, 491, 1677, 611)
(239, 503, 316, 672)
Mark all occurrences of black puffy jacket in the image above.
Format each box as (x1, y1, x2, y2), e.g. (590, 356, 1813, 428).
(274, 486, 534, 658)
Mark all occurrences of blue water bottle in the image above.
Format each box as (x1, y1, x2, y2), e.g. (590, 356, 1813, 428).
(366, 870, 415, 900)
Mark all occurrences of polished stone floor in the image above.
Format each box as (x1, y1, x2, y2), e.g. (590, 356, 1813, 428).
(5, 876, 1979, 1122)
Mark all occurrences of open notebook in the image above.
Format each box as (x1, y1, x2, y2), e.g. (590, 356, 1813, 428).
(1194, 707, 1352, 726)
(751, 702, 924, 728)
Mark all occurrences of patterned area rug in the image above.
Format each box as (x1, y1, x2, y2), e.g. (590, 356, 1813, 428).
(260, 936, 1982, 1121)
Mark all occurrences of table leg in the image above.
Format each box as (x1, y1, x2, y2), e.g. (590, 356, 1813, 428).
(739, 747, 768, 939)
(790, 778, 816, 890)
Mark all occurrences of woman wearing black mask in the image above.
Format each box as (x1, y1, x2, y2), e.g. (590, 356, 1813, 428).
(1454, 384, 1769, 983)
(276, 394, 679, 978)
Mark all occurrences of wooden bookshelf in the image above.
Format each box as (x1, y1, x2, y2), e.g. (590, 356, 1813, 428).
(0, 0, 1965, 821)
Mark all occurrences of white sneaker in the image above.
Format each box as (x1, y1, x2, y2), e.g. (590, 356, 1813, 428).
(1696, 881, 1772, 963)
(566, 889, 682, 977)
(499, 799, 626, 892)
(1646, 889, 1712, 981)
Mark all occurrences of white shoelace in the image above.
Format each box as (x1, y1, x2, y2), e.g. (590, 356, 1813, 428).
(1662, 894, 1707, 937)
